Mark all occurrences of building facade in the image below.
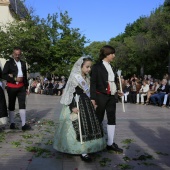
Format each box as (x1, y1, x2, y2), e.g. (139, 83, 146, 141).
(0, 0, 27, 69)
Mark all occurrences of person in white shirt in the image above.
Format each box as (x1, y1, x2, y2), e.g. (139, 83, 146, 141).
(136, 80, 149, 104)
(2, 47, 31, 131)
(90, 45, 123, 153)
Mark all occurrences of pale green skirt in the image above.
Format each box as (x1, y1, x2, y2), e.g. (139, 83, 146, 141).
(53, 105, 106, 154)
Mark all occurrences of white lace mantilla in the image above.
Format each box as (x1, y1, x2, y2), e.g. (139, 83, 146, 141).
(60, 56, 90, 105)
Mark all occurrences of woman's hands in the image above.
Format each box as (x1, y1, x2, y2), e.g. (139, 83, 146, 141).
(72, 107, 79, 114)
(91, 100, 97, 109)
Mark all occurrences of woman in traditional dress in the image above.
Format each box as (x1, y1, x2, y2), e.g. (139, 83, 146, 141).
(53, 57, 106, 162)
(0, 67, 8, 129)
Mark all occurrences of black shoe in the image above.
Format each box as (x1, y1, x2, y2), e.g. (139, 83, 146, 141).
(22, 124, 31, 131)
(10, 123, 16, 129)
(80, 154, 92, 162)
(106, 143, 123, 153)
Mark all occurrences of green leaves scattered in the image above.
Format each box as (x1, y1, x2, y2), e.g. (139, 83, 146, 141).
(121, 138, 135, 150)
(26, 146, 51, 157)
(155, 151, 169, 156)
(44, 140, 53, 145)
(11, 141, 21, 148)
(99, 157, 111, 167)
(121, 139, 135, 144)
(138, 162, 157, 166)
(21, 133, 34, 139)
(0, 132, 6, 142)
(133, 153, 154, 161)
(117, 164, 134, 170)
(123, 156, 131, 162)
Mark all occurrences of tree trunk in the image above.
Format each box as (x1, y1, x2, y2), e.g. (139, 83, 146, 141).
(140, 65, 144, 77)
(168, 52, 170, 74)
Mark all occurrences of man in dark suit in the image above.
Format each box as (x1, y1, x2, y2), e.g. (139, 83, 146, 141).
(90, 45, 123, 153)
(2, 47, 31, 131)
(150, 79, 169, 106)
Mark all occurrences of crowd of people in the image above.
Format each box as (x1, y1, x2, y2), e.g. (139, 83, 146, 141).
(120, 74, 170, 108)
(28, 76, 67, 96)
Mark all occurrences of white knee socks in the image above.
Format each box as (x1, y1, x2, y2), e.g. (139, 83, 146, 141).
(107, 125, 115, 146)
(9, 111, 15, 124)
(19, 109, 26, 126)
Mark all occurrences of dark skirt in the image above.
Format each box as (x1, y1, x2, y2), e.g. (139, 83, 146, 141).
(72, 94, 104, 142)
(0, 86, 8, 125)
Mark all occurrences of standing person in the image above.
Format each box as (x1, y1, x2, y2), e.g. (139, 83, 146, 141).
(0, 67, 8, 128)
(90, 45, 123, 153)
(53, 57, 106, 162)
(2, 47, 31, 131)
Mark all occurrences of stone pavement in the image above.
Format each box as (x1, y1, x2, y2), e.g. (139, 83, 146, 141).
(0, 93, 170, 170)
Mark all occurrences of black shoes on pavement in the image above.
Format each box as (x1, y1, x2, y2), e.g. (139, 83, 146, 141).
(80, 154, 92, 162)
(22, 123, 32, 131)
(10, 123, 31, 131)
(10, 123, 17, 129)
(106, 143, 123, 153)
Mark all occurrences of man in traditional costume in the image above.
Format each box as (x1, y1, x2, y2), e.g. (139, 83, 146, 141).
(2, 47, 31, 131)
(90, 45, 123, 153)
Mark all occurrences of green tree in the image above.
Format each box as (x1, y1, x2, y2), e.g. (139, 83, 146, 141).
(0, 11, 88, 76)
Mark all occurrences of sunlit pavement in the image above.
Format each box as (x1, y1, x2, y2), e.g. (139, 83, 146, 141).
(0, 93, 170, 170)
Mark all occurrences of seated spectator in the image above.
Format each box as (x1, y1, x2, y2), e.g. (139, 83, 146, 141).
(130, 74, 138, 82)
(35, 80, 41, 94)
(147, 80, 153, 90)
(143, 75, 148, 80)
(162, 81, 170, 107)
(53, 81, 59, 95)
(145, 80, 160, 104)
(150, 79, 169, 106)
(123, 81, 131, 103)
(47, 80, 54, 95)
(57, 81, 64, 96)
(30, 78, 37, 93)
(42, 80, 48, 94)
(136, 80, 149, 104)
(129, 80, 141, 104)
(39, 80, 44, 94)
(168, 94, 170, 108)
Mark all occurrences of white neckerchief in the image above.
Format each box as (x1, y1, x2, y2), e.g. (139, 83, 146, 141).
(14, 60, 23, 77)
(102, 60, 115, 82)
(102, 60, 117, 95)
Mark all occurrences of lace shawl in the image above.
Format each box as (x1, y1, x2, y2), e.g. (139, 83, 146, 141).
(60, 56, 90, 105)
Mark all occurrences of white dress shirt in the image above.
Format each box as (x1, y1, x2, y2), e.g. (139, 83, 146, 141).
(14, 60, 23, 77)
(102, 60, 117, 95)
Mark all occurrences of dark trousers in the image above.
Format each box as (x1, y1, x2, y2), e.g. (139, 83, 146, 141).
(7, 86, 26, 111)
(95, 93, 116, 125)
(129, 91, 137, 103)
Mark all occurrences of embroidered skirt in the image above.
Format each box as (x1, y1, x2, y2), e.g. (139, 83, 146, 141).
(53, 96, 106, 154)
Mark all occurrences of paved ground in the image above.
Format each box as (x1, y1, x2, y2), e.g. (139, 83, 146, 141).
(0, 93, 170, 170)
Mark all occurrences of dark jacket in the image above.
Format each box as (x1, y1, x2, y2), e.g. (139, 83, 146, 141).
(0, 67, 2, 79)
(157, 84, 169, 94)
(2, 58, 28, 89)
(90, 61, 118, 100)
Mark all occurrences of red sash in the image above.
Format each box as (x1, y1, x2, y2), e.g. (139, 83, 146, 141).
(7, 82, 24, 88)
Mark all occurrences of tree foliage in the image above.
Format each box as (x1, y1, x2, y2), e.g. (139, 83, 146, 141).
(85, 0, 170, 79)
(0, 11, 88, 76)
